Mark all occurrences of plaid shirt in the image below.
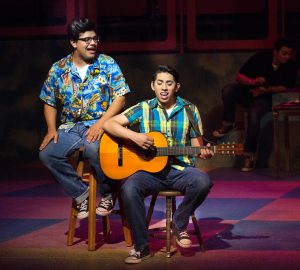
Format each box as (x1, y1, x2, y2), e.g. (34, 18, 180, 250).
(123, 96, 203, 169)
(40, 53, 130, 131)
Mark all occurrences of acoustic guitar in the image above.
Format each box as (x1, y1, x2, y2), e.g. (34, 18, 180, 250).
(100, 131, 243, 180)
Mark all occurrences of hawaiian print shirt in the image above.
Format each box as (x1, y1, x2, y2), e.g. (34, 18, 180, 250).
(40, 53, 130, 130)
(123, 96, 203, 169)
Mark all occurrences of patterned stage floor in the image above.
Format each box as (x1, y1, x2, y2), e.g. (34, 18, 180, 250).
(1, 164, 300, 269)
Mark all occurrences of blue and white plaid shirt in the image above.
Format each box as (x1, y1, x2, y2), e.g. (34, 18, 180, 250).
(123, 96, 203, 169)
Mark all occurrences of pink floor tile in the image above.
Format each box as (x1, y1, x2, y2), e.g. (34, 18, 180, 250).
(1, 197, 71, 219)
(0, 220, 72, 248)
(209, 181, 300, 199)
(245, 198, 300, 221)
(1, 219, 130, 250)
(0, 180, 52, 195)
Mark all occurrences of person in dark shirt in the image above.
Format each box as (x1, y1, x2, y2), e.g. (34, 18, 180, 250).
(213, 38, 297, 172)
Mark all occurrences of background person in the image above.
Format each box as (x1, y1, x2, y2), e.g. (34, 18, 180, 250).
(212, 38, 297, 171)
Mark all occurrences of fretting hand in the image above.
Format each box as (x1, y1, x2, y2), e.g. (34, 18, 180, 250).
(199, 143, 214, 159)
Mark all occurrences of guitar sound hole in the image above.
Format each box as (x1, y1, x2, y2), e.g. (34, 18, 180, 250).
(140, 146, 157, 160)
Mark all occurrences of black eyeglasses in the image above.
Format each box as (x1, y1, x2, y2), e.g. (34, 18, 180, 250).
(77, 36, 100, 44)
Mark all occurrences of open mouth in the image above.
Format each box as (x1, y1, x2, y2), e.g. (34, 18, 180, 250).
(86, 47, 97, 55)
(160, 92, 169, 100)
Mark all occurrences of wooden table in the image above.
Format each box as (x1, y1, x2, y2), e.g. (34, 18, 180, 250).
(272, 101, 300, 178)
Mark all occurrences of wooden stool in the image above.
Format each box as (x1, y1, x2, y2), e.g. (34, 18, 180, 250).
(273, 102, 300, 178)
(67, 148, 132, 251)
(146, 190, 204, 257)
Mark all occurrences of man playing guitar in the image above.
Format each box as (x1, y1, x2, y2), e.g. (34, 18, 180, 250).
(102, 65, 214, 264)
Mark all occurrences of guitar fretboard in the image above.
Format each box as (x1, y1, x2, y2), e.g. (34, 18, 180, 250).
(156, 146, 209, 156)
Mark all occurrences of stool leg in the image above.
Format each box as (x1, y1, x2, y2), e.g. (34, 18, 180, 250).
(67, 148, 84, 246)
(166, 196, 172, 258)
(88, 174, 96, 251)
(191, 213, 205, 252)
(102, 215, 111, 242)
(67, 200, 77, 246)
(273, 111, 280, 178)
(171, 197, 177, 248)
(146, 195, 158, 227)
(284, 115, 290, 172)
(118, 194, 133, 247)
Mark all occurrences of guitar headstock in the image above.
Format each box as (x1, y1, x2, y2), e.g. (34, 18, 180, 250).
(214, 143, 244, 155)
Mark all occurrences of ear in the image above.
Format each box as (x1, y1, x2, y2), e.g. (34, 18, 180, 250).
(151, 81, 155, 91)
(175, 83, 181, 93)
(70, 40, 77, 50)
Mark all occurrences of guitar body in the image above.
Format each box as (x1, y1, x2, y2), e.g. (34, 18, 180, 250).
(100, 132, 169, 180)
(100, 131, 243, 180)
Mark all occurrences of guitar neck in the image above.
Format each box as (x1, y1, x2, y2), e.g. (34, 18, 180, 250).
(156, 146, 213, 157)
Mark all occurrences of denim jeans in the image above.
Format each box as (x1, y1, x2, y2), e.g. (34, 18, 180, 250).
(222, 83, 271, 153)
(121, 166, 213, 251)
(39, 122, 117, 204)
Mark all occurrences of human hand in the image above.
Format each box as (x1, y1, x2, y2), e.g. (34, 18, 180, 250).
(39, 130, 58, 150)
(253, 77, 266, 86)
(86, 123, 104, 143)
(250, 86, 267, 97)
(199, 143, 214, 159)
(133, 133, 154, 150)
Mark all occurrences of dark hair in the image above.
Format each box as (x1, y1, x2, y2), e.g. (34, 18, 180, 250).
(273, 38, 294, 51)
(152, 65, 179, 83)
(67, 18, 97, 41)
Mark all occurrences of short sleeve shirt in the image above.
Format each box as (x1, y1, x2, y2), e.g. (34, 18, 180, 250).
(239, 51, 297, 89)
(39, 53, 130, 130)
(123, 96, 203, 169)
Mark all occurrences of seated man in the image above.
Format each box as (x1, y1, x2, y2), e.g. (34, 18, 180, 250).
(102, 65, 214, 264)
(212, 38, 297, 172)
(39, 18, 130, 219)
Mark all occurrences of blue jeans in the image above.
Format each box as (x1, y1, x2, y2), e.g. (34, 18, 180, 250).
(39, 122, 117, 204)
(121, 166, 213, 251)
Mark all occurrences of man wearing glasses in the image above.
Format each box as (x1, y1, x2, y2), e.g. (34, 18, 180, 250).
(39, 18, 131, 219)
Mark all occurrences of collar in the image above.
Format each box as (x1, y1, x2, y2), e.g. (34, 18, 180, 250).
(148, 96, 191, 110)
(62, 53, 100, 76)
